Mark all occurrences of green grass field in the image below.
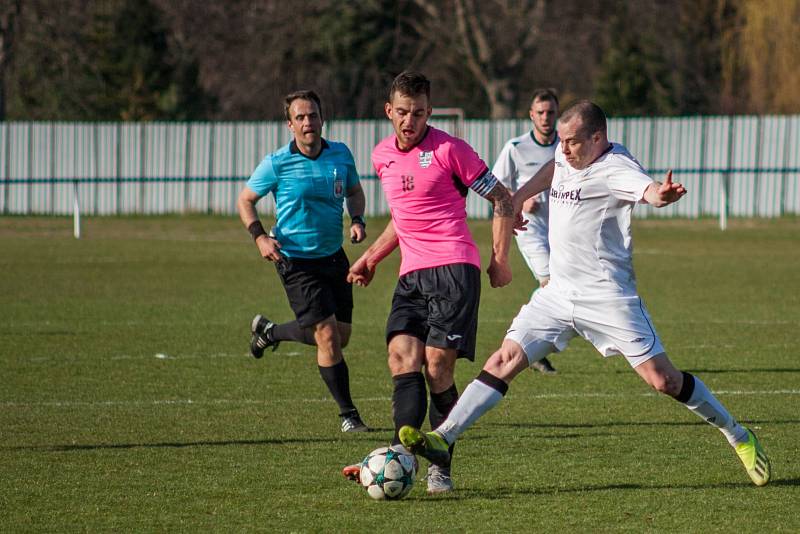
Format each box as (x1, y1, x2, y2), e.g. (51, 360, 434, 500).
(2, 215, 799, 532)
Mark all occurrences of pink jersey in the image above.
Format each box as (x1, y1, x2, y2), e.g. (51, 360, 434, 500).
(372, 126, 488, 276)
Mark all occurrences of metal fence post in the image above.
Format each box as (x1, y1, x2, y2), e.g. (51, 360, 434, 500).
(753, 115, 763, 216)
(2, 123, 8, 215)
(207, 122, 215, 214)
(73, 178, 80, 239)
(183, 123, 192, 213)
(116, 122, 122, 215)
(721, 115, 735, 230)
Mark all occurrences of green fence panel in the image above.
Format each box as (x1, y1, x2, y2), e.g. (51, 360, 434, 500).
(1, 117, 798, 218)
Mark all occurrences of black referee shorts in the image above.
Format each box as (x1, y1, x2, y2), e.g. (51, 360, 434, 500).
(385, 263, 481, 360)
(275, 248, 353, 328)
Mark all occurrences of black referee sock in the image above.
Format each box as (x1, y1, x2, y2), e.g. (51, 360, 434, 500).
(318, 360, 357, 416)
(273, 321, 316, 346)
(391, 372, 428, 445)
(430, 383, 458, 465)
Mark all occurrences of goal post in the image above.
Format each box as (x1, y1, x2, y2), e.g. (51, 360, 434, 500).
(430, 107, 465, 138)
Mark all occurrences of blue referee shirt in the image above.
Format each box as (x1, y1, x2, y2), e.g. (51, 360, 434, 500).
(246, 139, 360, 259)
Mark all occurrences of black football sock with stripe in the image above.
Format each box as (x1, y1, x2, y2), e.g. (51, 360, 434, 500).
(391, 372, 428, 446)
(435, 370, 508, 445)
(318, 360, 357, 416)
(429, 383, 458, 467)
(674, 371, 748, 445)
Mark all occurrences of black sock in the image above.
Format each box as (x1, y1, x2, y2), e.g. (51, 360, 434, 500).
(430, 383, 458, 466)
(273, 321, 316, 345)
(318, 360, 356, 416)
(391, 372, 427, 445)
(675, 371, 696, 403)
(477, 370, 509, 395)
(429, 383, 459, 429)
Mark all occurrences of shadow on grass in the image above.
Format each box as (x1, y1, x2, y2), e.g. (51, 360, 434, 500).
(5, 431, 389, 453)
(548, 367, 800, 375)
(685, 368, 800, 374)
(487, 418, 800, 431)
(406, 478, 800, 501)
(8, 418, 795, 453)
(0, 330, 78, 336)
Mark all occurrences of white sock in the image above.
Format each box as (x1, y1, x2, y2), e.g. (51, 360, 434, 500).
(683, 375, 749, 446)
(436, 379, 504, 444)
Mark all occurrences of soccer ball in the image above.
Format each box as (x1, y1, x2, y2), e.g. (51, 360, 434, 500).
(359, 446, 417, 500)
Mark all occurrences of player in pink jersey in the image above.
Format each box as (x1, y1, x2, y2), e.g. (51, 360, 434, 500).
(341, 71, 519, 494)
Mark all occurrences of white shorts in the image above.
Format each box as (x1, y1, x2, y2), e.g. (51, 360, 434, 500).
(505, 285, 665, 368)
(514, 233, 550, 281)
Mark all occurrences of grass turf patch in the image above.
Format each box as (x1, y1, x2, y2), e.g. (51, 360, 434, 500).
(1, 215, 799, 531)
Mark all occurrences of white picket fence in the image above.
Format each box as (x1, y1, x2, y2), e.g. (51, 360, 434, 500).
(1, 116, 799, 220)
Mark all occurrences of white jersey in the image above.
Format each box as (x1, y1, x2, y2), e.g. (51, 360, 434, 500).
(548, 143, 653, 298)
(492, 132, 557, 241)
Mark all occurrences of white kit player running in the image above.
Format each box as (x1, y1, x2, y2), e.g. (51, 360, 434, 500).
(400, 100, 771, 489)
(493, 88, 559, 374)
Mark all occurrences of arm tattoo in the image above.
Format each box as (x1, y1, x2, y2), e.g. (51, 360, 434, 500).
(486, 183, 514, 217)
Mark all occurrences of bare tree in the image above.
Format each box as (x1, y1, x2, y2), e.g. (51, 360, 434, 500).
(737, 0, 800, 113)
(156, 0, 331, 119)
(411, 0, 547, 118)
(0, 0, 22, 119)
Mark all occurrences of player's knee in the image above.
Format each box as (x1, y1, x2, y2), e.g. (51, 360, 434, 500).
(387, 349, 404, 369)
(337, 323, 352, 348)
(423, 347, 457, 392)
(648, 372, 681, 397)
(314, 330, 337, 350)
(425, 356, 455, 384)
(483, 345, 526, 380)
(387, 349, 420, 375)
(313, 317, 340, 344)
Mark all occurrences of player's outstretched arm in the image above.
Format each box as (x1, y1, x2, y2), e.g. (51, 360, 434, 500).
(347, 219, 399, 287)
(346, 183, 367, 244)
(512, 159, 554, 214)
(237, 187, 284, 262)
(643, 170, 687, 207)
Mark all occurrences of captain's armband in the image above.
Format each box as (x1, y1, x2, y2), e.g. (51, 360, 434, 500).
(468, 170, 500, 199)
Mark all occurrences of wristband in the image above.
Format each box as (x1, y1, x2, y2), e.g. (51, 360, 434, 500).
(351, 215, 366, 228)
(248, 220, 267, 240)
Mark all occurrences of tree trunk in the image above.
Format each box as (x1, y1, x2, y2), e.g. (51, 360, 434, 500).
(485, 78, 515, 119)
(0, 0, 22, 120)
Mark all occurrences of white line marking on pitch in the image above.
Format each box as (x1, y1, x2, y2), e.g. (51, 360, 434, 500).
(2, 389, 799, 409)
(17, 343, 793, 365)
(480, 317, 798, 325)
(104, 352, 306, 361)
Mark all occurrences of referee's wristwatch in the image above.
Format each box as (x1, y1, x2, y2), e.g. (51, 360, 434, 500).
(351, 215, 366, 228)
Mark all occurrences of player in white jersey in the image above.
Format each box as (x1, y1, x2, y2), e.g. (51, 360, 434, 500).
(492, 88, 559, 374)
(399, 100, 771, 489)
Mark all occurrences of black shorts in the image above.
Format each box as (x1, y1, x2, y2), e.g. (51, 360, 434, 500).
(386, 263, 481, 360)
(276, 248, 353, 328)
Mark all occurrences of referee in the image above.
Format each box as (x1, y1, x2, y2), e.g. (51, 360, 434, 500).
(237, 90, 369, 433)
